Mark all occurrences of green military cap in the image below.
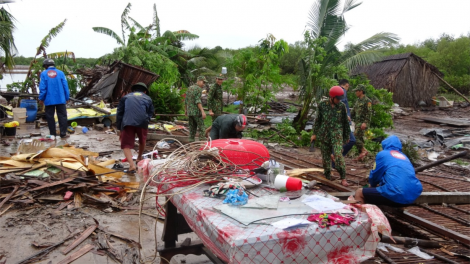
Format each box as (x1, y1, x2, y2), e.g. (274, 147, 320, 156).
(215, 73, 225, 80)
(353, 84, 366, 92)
(197, 76, 208, 82)
(131, 82, 149, 92)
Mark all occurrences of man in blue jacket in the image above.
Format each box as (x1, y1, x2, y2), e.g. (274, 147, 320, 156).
(116, 82, 154, 173)
(354, 135, 422, 206)
(39, 59, 70, 138)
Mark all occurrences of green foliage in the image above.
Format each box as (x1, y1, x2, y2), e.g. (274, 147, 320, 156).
(245, 118, 312, 147)
(0, 7, 17, 69)
(150, 83, 184, 120)
(348, 76, 394, 129)
(401, 141, 419, 165)
(279, 41, 305, 75)
(454, 159, 469, 166)
(286, 105, 298, 113)
(226, 34, 288, 113)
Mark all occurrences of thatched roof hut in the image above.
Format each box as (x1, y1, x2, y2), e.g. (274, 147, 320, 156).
(350, 53, 443, 107)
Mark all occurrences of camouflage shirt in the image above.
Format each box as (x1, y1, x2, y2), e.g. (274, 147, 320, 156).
(185, 85, 203, 116)
(351, 96, 372, 127)
(208, 83, 223, 114)
(313, 100, 351, 144)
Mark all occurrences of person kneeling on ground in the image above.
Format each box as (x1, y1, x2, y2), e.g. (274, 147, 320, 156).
(355, 135, 423, 206)
(116, 82, 154, 174)
(205, 114, 247, 140)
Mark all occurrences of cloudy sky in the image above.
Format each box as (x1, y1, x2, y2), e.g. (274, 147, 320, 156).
(5, 0, 470, 58)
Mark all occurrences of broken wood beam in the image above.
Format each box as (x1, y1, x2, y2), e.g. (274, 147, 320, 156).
(434, 73, 470, 104)
(69, 97, 111, 115)
(0, 185, 19, 209)
(381, 235, 440, 248)
(16, 230, 81, 264)
(415, 151, 468, 172)
(400, 210, 470, 245)
(57, 244, 94, 264)
(61, 221, 98, 255)
(329, 191, 470, 204)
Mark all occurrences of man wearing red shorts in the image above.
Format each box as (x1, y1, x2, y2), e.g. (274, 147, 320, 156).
(116, 82, 154, 173)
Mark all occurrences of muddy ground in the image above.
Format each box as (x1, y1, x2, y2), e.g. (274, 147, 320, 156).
(1, 99, 469, 264)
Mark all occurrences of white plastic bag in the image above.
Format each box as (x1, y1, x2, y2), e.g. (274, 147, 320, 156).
(407, 247, 434, 260)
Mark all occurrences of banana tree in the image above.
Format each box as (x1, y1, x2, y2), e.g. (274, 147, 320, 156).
(293, 0, 399, 131)
(24, 19, 67, 93)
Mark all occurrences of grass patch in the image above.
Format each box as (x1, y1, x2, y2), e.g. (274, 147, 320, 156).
(436, 93, 468, 103)
(455, 159, 469, 166)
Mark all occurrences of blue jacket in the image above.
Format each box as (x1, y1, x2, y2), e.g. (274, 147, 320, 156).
(116, 91, 154, 130)
(340, 87, 352, 124)
(39, 67, 70, 106)
(369, 135, 423, 204)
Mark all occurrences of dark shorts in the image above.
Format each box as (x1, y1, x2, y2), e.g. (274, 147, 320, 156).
(120, 126, 148, 149)
(362, 188, 407, 207)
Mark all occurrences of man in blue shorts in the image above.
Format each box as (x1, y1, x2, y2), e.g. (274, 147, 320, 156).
(354, 135, 422, 206)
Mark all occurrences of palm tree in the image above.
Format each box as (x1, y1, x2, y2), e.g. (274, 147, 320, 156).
(0, 7, 17, 70)
(293, 0, 399, 130)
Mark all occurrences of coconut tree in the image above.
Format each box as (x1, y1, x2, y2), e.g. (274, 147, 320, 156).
(293, 0, 399, 131)
(0, 7, 17, 70)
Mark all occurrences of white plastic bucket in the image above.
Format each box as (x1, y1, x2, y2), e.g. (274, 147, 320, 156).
(13, 108, 27, 125)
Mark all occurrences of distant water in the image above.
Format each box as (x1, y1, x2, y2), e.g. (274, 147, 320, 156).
(0, 73, 27, 92)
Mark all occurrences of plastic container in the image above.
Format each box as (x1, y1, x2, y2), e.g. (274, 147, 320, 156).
(12, 108, 27, 125)
(20, 99, 38, 122)
(274, 174, 302, 191)
(82, 127, 88, 134)
(4, 126, 16, 136)
(71, 122, 78, 128)
(75, 126, 82, 134)
(205, 139, 270, 171)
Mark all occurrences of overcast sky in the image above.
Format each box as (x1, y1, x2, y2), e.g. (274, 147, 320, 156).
(5, 0, 470, 58)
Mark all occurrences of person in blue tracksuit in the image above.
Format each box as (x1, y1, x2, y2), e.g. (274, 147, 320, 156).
(354, 135, 423, 206)
(39, 59, 70, 138)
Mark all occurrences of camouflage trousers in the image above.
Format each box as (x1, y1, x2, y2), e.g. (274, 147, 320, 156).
(320, 136, 346, 180)
(211, 114, 221, 124)
(188, 116, 205, 142)
(355, 127, 366, 150)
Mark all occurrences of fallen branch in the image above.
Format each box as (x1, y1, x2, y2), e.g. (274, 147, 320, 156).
(69, 97, 111, 115)
(415, 150, 468, 173)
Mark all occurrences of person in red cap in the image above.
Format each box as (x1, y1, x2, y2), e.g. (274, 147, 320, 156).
(311, 86, 351, 187)
(205, 114, 247, 140)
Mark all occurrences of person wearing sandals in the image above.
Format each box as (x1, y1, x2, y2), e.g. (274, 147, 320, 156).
(116, 82, 154, 174)
(351, 84, 372, 161)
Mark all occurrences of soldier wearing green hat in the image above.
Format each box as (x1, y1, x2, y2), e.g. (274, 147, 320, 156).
(351, 84, 372, 161)
(208, 74, 225, 123)
(185, 76, 207, 142)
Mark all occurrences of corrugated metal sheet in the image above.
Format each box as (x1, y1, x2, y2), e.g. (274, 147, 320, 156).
(75, 61, 159, 102)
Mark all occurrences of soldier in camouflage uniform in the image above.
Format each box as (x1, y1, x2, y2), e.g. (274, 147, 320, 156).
(351, 84, 372, 161)
(185, 76, 207, 142)
(208, 74, 224, 123)
(312, 86, 351, 187)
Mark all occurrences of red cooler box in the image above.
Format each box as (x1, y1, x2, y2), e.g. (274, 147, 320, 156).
(206, 139, 270, 171)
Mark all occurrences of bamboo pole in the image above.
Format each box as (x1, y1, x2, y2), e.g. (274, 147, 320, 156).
(434, 73, 470, 104)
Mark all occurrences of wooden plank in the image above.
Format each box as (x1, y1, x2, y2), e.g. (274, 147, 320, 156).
(401, 210, 470, 245)
(0, 185, 19, 209)
(57, 244, 94, 264)
(421, 117, 470, 127)
(61, 223, 98, 254)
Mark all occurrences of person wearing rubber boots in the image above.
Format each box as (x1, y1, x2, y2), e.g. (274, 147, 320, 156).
(312, 86, 351, 187)
(208, 74, 224, 123)
(185, 76, 207, 142)
(39, 59, 70, 139)
(351, 84, 372, 161)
